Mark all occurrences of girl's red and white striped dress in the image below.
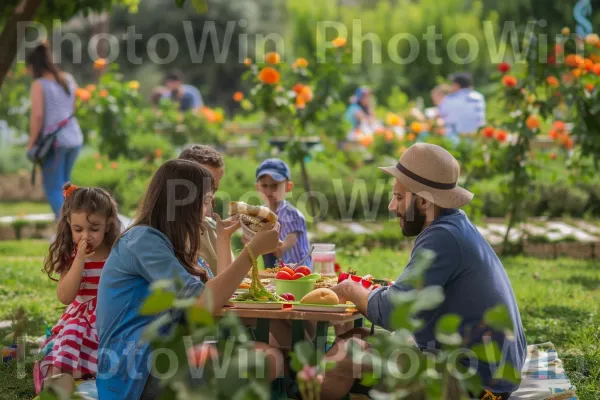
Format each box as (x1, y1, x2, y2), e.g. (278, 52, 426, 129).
(40, 260, 104, 377)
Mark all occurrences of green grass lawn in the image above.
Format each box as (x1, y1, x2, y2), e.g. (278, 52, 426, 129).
(0, 241, 598, 399)
(0, 202, 52, 217)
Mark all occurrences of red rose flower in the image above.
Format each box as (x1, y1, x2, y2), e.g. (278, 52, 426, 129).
(498, 62, 511, 73)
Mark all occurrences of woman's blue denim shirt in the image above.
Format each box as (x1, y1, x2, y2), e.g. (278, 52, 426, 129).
(95, 226, 205, 399)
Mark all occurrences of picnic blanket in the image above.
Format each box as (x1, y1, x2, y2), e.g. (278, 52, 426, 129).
(509, 342, 578, 400)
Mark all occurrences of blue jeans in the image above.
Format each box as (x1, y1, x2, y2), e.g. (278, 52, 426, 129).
(42, 146, 81, 219)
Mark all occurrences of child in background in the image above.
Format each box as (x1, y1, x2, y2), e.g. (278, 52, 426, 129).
(34, 182, 121, 394)
(255, 158, 312, 269)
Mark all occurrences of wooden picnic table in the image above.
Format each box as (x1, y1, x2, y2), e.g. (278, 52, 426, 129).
(216, 307, 364, 353)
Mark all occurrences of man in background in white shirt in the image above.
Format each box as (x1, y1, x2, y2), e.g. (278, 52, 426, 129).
(438, 72, 486, 142)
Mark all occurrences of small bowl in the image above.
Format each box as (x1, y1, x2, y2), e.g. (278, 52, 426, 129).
(240, 218, 258, 241)
(239, 219, 278, 241)
(274, 279, 316, 301)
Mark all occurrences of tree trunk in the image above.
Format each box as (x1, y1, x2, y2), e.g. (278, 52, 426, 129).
(0, 0, 43, 90)
(299, 157, 319, 230)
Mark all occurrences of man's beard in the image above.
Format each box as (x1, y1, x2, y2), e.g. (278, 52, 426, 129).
(399, 197, 427, 237)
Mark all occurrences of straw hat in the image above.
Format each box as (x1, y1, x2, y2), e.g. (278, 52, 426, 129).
(379, 143, 473, 208)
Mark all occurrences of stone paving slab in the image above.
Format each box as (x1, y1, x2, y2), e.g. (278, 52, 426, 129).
(0, 213, 132, 231)
(546, 221, 598, 243)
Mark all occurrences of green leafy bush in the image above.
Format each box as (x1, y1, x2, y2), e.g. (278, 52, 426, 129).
(0, 146, 29, 175)
(71, 154, 157, 215)
(313, 221, 410, 251)
(128, 133, 175, 161)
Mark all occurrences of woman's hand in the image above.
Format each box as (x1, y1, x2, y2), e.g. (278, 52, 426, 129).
(214, 213, 240, 239)
(248, 223, 280, 256)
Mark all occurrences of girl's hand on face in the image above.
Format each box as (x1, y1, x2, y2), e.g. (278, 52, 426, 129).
(75, 238, 94, 261)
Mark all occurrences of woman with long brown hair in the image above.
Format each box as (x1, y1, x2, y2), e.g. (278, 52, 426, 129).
(26, 42, 84, 219)
(95, 159, 282, 399)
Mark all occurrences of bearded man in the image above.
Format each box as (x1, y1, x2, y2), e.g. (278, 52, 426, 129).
(322, 143, 527, 400)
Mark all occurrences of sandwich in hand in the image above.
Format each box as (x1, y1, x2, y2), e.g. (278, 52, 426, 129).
(229, 201, 278, 233)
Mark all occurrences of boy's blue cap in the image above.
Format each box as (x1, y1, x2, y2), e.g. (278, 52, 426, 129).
(256, 158, 291, 182)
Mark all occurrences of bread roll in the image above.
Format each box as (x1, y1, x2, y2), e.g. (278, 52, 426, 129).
(300, 288, 339, 305)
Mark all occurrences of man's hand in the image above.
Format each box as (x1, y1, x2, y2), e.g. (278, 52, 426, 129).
(331, 279, 371, 316)
(214, 213, 240, 239)
(331, 279, 354, 304)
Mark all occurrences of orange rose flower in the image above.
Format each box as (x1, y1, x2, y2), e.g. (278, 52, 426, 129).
(573, 68, 583, 78)
(265, 52, 280, 64)
(200, 107, 218, 123)
(586, 34, 600, 46)
(332, 37, 347, 47)
(548, 129, 559, 140)
(244, 58, 252, 66)
(111, 162, 119, 169)
(386, 113, 402, 126)
(586, 83, 595, 92)
(95, 163, 103, 170)
(76, 88, 91, 102)
(502, 75, 518, 87)
(384, 130, 395, 141)
(549, 152, 557, 160)
(557, 133, 569, 145)
(294, 57, 309, 68)
(98, 89, 108, 98)
(292, 83, 305, 94)
(407, 133, 416, 141)
(155, 148, 163, 158)
(258, 67, 280, 85)
(482, 126, 495, 138)
(564, 137, 574, 149)
(553, 121, 566, 131)
(546, 76, 559, 88)
(410, 122, 423, 134)
(299, 85, 313, 102)
(359, 135, 374, 147)
(495, 129, 508, 142)
(93, 58, 107, 70)
(295, 95, 306, 109)
(565, 54, 584, 68)
(85, 84, 96, 92)
(584, 58, 594, 72)
(233, 92, 244, 102)
(526, 115, 541, 130)
(592, 64, 600, 75)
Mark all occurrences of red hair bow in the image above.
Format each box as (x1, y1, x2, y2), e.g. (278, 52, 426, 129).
(63, 185, 79, 199)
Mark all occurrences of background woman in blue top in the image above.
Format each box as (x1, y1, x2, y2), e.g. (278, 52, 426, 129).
(25, 43, 84, 219)
(344, 86, 376, 141)
(96, 159, 282, 399)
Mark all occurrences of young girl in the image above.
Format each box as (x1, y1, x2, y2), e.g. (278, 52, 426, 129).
(34, 182, 121, 394)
